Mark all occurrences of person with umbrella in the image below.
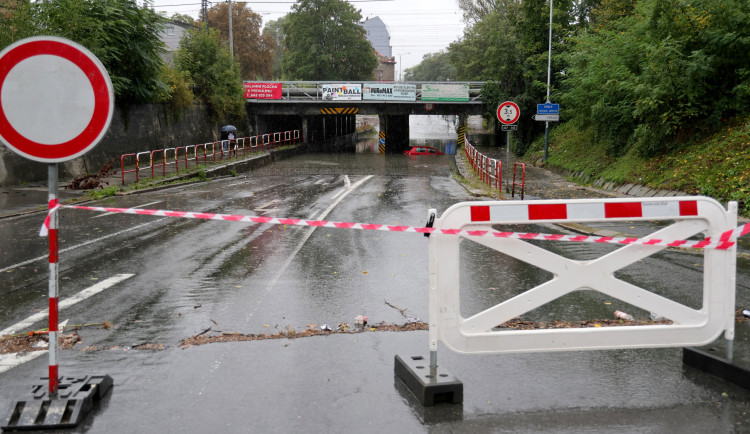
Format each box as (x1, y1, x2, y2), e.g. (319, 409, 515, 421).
(221, 125, 237, 154)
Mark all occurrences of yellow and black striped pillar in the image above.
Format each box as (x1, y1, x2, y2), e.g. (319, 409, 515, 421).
(457, 124, 466, 149)
(320, 107, 359, 115)
(378, 131, 386, 154)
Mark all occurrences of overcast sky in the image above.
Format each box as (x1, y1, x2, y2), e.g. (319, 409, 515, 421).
(148, 0, 467, 78)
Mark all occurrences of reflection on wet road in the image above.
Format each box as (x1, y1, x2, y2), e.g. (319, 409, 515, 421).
(1, 117, 750, 431)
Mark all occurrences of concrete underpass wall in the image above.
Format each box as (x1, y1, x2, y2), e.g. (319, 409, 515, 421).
(303, 114, 356, 152)
(379, 114, 410, 154)
(305, 132, 357, 153)
(250, 114, 303, 139)
(0, 104, 232, 186)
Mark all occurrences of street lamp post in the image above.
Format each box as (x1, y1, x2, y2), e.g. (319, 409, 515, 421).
(228, 0, 234, 57)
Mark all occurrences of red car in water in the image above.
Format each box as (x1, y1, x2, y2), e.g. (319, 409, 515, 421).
(403, 146, 444, 156)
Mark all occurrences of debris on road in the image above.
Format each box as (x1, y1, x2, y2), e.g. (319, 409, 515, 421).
(354, 315, 368, 327)
(178, 321, 429, 349)
(80, 343, 166, 352)
(0, 333, 81, 354)
(65, 160, 116, 190)
(384, 299, 416, 319)
(614, 310, 635, 321)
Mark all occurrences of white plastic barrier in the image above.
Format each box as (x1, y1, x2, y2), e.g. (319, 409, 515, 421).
(428, 196, 737, 355)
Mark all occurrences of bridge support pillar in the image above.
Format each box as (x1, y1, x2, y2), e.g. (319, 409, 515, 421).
(378, 114, 410, 154)
(457, 114, 467, 153)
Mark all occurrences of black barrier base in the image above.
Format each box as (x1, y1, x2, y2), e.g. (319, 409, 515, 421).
(394, 355, 463, 406)
(1, 374, 112, 431)
(683, 347, 750, 390)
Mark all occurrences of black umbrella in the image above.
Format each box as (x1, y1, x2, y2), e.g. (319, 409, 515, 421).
(221, 125, 237, 132)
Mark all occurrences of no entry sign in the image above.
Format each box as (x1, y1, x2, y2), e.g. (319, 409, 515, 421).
(0, 36, 114, 163)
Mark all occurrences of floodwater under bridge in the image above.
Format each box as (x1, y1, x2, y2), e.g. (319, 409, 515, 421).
(244, 81, 486, 153)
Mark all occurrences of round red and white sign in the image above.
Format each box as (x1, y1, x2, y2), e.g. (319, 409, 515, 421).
(0, 36, 114, 163)
(497, 101, 520, 125)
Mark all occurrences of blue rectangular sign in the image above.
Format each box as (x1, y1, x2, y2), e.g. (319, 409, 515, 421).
(537, 103, 560, 114)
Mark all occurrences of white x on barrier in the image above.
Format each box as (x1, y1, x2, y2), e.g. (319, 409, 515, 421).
(428, 196, 738, 354)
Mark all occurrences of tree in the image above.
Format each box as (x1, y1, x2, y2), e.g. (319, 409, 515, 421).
(404, 51, 457, 81)
(458, 0, 501, 25)
(449, 0, 575, 155)
(170, 13, 195, 26)
(175, 26, 244, 122)
(282, 0, 377, 80)
(30, 0, 167, 104)
(559, 0, 750, 157)
(202, 3, 275, 80)
(0, 0, 35, 48)
(263, 16, 288, 80)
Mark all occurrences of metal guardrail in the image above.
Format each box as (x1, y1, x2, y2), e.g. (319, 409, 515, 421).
(119, 130, 301, 185)
(512, 162, 526, 199)
(464, 137, 502, 191)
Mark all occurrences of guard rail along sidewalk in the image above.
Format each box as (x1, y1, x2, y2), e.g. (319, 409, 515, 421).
(120, 129, 301, 185)
(512, 162, 526, 199)
(464, 137, 502, 191)
(427, 196, 737, 358)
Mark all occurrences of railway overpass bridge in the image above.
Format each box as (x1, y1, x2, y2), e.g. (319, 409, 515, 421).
(245, 81, 487, 153)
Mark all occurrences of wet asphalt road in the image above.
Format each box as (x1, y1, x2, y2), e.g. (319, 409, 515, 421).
(2, 149, 750, 432)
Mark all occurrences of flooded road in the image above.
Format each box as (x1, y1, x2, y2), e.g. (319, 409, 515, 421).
(2, 115, 750, 432)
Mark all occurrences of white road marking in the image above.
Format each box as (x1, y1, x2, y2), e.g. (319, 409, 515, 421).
(92, 201, 163, 218)
(269, 175, 371, 289)
(254, 199, 281, 215)
(0, 351, 47, 374)
(0, 274, 134, 337)
(0, 322, 63, 373)
(0, 219, 165, 274)
(331, 175, 352, 200)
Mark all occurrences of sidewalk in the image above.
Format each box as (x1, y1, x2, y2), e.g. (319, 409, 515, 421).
(0, 145, 303, 220)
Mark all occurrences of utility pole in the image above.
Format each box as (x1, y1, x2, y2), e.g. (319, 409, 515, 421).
(543, 0, 553, 162)
(228, 0, 234, 57)
(202, 0, 209, 34)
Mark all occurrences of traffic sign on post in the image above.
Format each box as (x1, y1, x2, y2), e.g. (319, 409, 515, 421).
(496, 101, 519, 186)
(0, 36, 114, 430)
(536, 102, 559, 115)
(0, 36, 114, 163)
(534, 114, 560, 122)
(497, 101, 520, 125)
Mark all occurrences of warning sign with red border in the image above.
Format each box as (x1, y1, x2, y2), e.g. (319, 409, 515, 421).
(497, 101, 520, 125)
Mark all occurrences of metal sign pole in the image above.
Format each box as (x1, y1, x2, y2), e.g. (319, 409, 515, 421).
(0, 36, 115, 430)
(47, 163, 59, 396)
(506, 130, 510, 189)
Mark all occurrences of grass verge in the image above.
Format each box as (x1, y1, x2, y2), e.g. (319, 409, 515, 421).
(526, 117, 750, 216)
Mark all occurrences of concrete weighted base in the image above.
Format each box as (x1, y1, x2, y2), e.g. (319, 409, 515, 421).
(683, 347, 750, 390)
(394, 354, 462, 406)
(2, 374, 112, 430)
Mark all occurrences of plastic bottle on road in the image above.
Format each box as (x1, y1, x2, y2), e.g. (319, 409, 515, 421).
(615, 310, 634, 321)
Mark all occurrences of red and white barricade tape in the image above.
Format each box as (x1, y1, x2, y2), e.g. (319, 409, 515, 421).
(40, 203, 750, 250)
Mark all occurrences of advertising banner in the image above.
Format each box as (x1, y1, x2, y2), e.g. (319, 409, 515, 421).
(321, 83, 362, 101)
(363, 83, 416, 101)
(243, 82, 283, 99)
(421, 84, 469, 102)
